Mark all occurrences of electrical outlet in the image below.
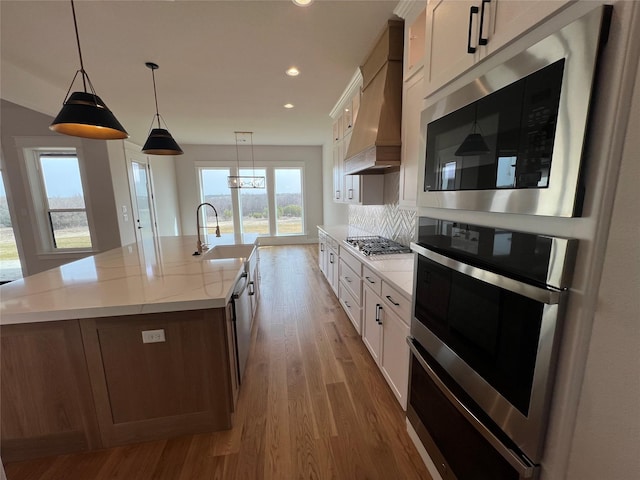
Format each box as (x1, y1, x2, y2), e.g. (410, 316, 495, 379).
(141, 329, 166, 344)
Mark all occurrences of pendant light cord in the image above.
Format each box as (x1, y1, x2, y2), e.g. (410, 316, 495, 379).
(70, 0, 87, 91)
(150, 67, 161, 129)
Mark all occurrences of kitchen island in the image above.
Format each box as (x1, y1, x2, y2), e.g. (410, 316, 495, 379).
(0, 236, 258, 462)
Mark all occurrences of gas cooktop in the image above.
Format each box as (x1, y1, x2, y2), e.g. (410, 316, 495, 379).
(345, 236, 411, 256)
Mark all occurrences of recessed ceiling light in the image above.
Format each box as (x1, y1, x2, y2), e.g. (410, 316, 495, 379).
(292, 0, 313, 6)
(284, 103, 295, 109)
(286, 67, 300, 77)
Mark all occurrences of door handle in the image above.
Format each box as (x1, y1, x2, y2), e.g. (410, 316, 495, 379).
(375, 304, 383, 325)
(467, 6, 479, 54)
(479, 0, 491, 46)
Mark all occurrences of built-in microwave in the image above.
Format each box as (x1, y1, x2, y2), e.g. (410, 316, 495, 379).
(417, 6, 612, 217)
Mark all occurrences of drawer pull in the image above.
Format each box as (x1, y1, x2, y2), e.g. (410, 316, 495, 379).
(386, 295, 400, 306)
(345, 276, 352, 283)
(344, 301, 351, 309)
(365, 276, 376, 284)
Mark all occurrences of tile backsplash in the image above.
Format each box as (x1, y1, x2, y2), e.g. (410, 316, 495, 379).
(348, 172, 417, 246)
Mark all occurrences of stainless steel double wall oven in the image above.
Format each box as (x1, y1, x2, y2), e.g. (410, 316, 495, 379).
(408, 6, 612, 480)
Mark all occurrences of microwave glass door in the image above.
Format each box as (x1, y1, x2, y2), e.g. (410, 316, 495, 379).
(425, 59, 565, 192)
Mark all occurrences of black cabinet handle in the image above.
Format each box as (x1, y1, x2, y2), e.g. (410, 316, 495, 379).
(479, 0, 491, 46)
(375, 304, 382, 325)
(467, 6, 479, 54)
(248, 281, 255, 296)
(386, 295, 400, 307)
(365, 276, 376, 284)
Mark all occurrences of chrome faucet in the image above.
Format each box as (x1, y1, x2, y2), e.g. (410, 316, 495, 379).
(193, 202, 221, 255)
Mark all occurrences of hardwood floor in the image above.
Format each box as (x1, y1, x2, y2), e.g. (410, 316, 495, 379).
(3, 245, 431, 480)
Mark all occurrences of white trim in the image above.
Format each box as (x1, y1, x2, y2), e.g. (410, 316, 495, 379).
(329, 69, 363, 119)
(394, 0, 426, 23)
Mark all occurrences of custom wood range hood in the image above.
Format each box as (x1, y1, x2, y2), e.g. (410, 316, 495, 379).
(344, 19, 404, 175)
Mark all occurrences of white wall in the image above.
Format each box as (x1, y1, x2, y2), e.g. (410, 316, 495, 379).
(0, 100, 125, 275)
(175, 143, 324, 244)
(565, 52, 640, 480)
(106, 142, 136, 246)
(149, 154, 181, 237)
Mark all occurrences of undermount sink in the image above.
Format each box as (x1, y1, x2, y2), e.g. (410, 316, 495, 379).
(203, 244, 255, 260)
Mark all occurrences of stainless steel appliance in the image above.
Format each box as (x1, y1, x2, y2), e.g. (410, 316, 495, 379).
(345, 236, 411, 256)
(417, 6, 612, 217)
(231, 270, 252, 384)
(408, 217, 577, 478)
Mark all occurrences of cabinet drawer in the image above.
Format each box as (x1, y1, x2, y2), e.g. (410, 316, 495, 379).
(362, 266, 382, 297)
(340, 248, 363, 276)
(381, 282, 411, 325)
(339, 282, 362, 334)
(339, 259, 361, 304)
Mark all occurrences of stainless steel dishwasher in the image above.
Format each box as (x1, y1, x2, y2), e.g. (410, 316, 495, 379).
(231, 270, 252, 384)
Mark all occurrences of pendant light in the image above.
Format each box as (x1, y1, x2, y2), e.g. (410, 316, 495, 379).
(141, 62, 183, 156)
(227, 132, 265, 189)
(50, 0, 128, 140)
(455, 107, 490, 157)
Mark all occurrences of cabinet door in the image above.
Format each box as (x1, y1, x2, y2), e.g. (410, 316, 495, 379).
(424, 0, 479, 97)
(249, 255, 260, 320)
(333, 142, 344, 203)
(327, 247, 339, 295)
(318, 232, 327, 275)
(485, 0, 570, 57)
(380, 305, 411, 410)
(362, 287, 383, 363)
(399, 70, 425, 207)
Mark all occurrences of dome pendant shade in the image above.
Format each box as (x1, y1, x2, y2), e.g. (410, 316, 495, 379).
(142, 62, 183, 156)
(455, 132, 491, 156)
(142, 128, 184, 155)
(50, 1, 127, 140)
(50, 91, 128, 140)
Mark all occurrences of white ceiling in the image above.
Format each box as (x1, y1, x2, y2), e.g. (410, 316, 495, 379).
(1, 0, 401, 147)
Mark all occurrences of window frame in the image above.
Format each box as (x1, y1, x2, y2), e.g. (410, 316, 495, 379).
(196, 162, 306, 240)
(21, 142, 95, 254)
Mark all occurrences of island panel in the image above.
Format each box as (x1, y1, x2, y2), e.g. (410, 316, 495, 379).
(80, 307, 234, 448)
(0, 320, 101, 462)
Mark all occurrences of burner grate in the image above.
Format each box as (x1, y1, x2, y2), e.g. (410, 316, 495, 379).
(345, 236, 411, 256)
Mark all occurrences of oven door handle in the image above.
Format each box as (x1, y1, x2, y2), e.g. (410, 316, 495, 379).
(408, 339, 537, 478)
(410, 242, 561, 304)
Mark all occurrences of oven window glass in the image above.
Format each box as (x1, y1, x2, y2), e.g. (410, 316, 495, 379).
(424, 59, 565, 192)
(414, 255, 543, 415)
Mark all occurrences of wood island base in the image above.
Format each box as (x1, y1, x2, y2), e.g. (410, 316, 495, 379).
(0, 306, 238, 463)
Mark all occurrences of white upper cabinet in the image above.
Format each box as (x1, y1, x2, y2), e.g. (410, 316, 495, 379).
(399, 68, 424, 208)
(424, 0, 571, 97)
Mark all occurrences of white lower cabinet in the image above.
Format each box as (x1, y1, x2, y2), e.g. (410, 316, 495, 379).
(327, 244, 339, 295)
(363, 282, 411, 410)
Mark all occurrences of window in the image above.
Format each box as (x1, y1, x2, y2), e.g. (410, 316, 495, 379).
(200, 168, 235, 235)
(275, 168, 303, 235)
(0, 169, 24, 281)
(239, 168, 269, 235)
(25, 148, 93, 252)
(197, 165, 305, 238)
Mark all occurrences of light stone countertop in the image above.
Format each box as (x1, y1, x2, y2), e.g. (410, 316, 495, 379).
(317, 225, 415, 299)
(0, 236, 255, 325)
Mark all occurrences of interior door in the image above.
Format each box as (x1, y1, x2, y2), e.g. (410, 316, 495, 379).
(130, 160, 157, 243)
